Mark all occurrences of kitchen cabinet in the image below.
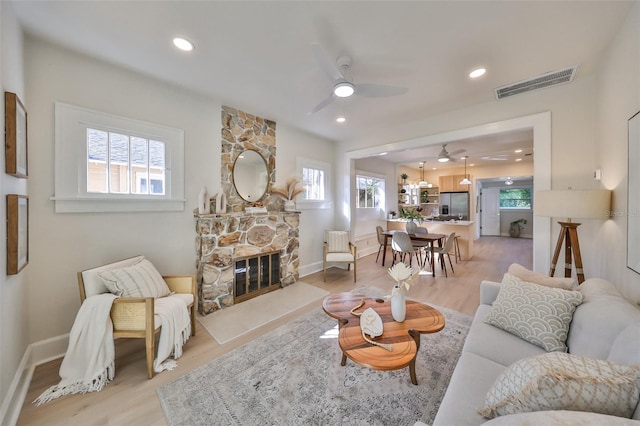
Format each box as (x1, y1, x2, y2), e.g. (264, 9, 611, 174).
(438, 175, 471, 192)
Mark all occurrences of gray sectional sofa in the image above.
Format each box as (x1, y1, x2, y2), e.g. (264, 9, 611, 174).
(432, 277, 640, 425)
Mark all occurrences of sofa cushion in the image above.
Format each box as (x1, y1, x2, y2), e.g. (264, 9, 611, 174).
(508, 263, 577, 290)
(479, 352, 640, 419)
(98, 257, 171, 298)
(608, 322, 640, 366)
(484, 273, 583, 352)
(481, 410, 640, 425)
(463, 305, 546, 367)
(568, 278, 640, 360)
(432, 352, 508, 426)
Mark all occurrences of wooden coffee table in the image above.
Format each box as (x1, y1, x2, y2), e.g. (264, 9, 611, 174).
(322, 292, 445, 385)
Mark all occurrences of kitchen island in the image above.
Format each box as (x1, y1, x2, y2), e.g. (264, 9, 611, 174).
(386, 219, 475, 260)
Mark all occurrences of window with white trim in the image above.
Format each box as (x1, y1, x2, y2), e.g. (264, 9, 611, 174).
(356, 174, 384, 208)
(296, 158, 331, 209)
(54, 102, 185, 213)
(499, 188, 532, 210)
(301, 166, 325, 200)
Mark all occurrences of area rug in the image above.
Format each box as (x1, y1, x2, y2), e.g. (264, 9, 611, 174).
(198, 281, 329, 344)
(158, 285, 472, 425)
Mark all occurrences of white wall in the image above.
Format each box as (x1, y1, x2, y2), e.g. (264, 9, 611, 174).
(595, 1, 640, 302)
(0, 1, 29, 416)
(24, 36, 335, 344)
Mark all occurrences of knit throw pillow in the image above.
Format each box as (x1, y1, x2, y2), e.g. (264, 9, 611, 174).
(484, 273, 583, 352)
(98, 258, 170, 298)
(479, 352, 640, 419)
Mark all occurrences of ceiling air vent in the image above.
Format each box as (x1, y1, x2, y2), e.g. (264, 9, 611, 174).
(494, 65, 578, 100)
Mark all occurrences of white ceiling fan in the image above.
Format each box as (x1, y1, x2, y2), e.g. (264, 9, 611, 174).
(435, 144, 466, 163)
(308, 42, 408, 114)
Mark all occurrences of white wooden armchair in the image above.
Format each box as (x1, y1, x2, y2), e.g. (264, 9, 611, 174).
(77, 255, 196, 379)
(323, 230, 357, 282)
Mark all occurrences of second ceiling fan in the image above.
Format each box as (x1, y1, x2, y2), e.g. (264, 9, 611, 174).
(309, 42, 408, 114)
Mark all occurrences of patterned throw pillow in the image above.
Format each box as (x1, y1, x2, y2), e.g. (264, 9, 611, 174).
(326, 230, 350, 253)
(484, 273, 583, 352)
(479, 352, 640, 419)
(98, 258, 170, 298)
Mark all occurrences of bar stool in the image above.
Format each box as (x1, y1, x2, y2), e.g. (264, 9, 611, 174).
(453, 235, 462, 263)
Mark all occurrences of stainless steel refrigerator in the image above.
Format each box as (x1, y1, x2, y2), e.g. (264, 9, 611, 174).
(439, 192, 469, 218)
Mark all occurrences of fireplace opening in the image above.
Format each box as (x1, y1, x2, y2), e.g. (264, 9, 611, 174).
(234, 251, 281, 303)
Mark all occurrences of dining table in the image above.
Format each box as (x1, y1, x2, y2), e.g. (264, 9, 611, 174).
(380, 230, 446, 277)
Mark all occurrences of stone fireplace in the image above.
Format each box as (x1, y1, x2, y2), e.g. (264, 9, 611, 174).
(194, 106, 299, 315)
(195, 211, 299, 315)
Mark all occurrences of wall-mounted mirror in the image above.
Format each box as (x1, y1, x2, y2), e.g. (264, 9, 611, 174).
(233, 149, 269, 202)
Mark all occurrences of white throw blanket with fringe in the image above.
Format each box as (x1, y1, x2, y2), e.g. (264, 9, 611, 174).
(153, 295, 191, 373)
(34, 293, 117, 405)
(35, 293, 191, 405)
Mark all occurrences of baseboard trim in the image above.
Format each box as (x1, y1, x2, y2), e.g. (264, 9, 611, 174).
(1, 334, 68, 426)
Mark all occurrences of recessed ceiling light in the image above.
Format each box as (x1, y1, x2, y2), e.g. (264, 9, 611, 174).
(515, 149, 523, 153)
(173, 37, 194, 52)
(470, 163, 475, 167)
(438, 157, 449, 163)
(469, 68, 486, 79)
(515, 158, 522, 162)
(378, 152, 387, 156)
(336, 116, 346, 123)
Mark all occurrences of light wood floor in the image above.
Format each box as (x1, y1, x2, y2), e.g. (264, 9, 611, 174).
(17, 236, 532, 426)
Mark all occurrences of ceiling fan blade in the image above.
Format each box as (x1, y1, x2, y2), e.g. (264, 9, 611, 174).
(308, 93, 335, 115)
(355, 83, 408, 98)
(448, 149, 466, 156)
(311, 42, 344, 82)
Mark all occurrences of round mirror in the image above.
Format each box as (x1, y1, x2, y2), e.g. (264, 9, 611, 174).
(232, 150, 269, 202)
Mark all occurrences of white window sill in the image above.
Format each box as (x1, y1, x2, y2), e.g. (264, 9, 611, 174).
(51, 196, 186, 213)
(295, 200, 333, 210)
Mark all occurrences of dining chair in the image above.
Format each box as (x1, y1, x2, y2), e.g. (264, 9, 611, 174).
(375, 225, 386, 263)
(433, 232, 456, 277)
(412, 226, 431, 265)
(391, 231, 422, 267)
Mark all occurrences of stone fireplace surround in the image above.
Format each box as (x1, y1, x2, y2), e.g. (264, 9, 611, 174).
(195, 211, 299, 315)
(195, 106, 299, 315)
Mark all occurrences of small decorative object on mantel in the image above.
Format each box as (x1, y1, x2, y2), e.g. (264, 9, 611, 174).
(387, 262, 418, 322)
(198, 186, 209, 214)
(271, 176, 303, 211)
(215, 190, 227, 214)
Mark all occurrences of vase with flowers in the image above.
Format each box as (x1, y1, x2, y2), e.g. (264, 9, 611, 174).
(387, 262, 418, 322)
(271, 176, 304, 211)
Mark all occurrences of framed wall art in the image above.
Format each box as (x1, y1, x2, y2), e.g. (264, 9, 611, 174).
(5, 91, 28, 178)
(628, 111, 640, 274)
(7, 194, 29, 275)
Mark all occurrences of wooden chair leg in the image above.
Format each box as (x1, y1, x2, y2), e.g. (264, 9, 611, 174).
(447, 253, 455, 274)
(146, 329, 155, 379)
(376, 244, 383, 263)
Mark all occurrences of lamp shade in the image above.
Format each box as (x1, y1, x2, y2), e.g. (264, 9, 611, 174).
(535, 189, 611, 220)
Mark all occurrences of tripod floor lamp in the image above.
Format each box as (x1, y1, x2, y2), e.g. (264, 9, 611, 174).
(535, 189, 611, 284)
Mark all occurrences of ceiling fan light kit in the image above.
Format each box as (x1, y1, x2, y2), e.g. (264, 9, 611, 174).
(334, 81, 355, 97)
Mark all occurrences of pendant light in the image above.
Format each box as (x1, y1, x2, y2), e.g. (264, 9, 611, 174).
(418, 162, 428, 187)
(460, 157, 471, 185)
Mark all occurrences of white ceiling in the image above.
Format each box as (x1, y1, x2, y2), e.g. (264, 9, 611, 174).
(11, 0, 633, 162)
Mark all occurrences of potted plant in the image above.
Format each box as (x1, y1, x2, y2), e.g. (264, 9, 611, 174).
(399, 206, 424, 233)
(509, 218, 527, 238)
(400, 173, 408, 183)
(388, 210, 397, 220)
